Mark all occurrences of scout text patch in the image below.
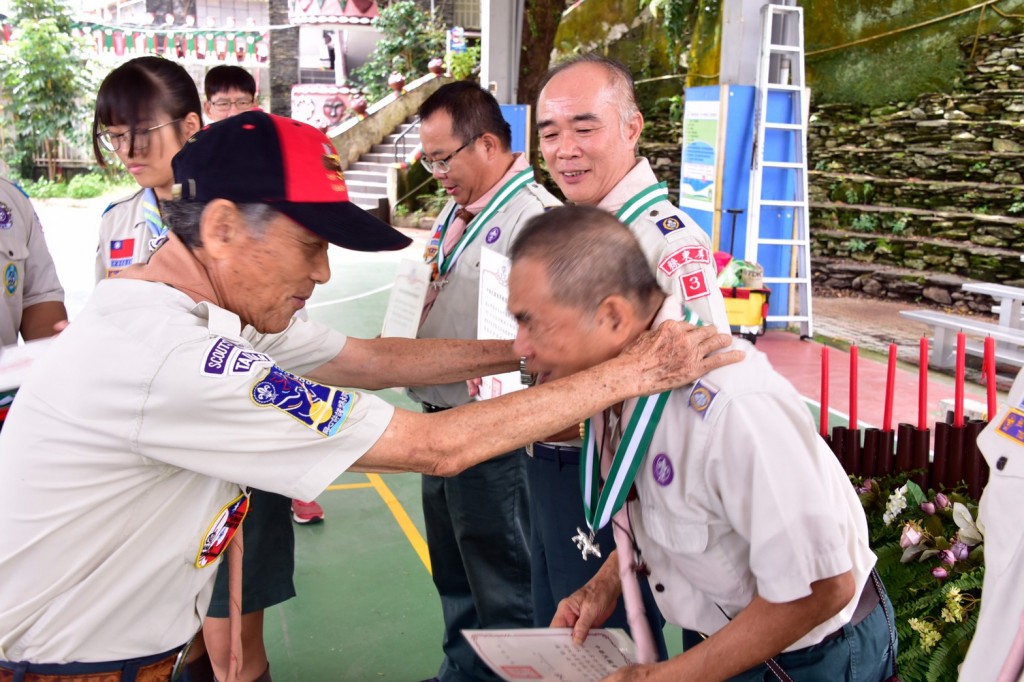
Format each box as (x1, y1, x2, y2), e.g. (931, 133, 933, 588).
(997, 408, 1024, 446)
(656, 216, 682, 235)
(688, 380, 719, 419)
(658, 245, 711, 277)
(251, 366, 355, 437)
(3, 263, 17, 296)
(196, 489, 250, 568)
(201, 337, 271, 376)
(680, 270, 711, 300)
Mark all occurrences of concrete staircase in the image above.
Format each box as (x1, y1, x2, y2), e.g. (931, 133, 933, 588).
(346, 117, 421, 212)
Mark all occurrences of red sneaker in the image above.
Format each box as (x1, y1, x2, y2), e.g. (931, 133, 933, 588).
(291, 498, 325, 524)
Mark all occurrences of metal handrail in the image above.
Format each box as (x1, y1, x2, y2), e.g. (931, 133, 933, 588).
(394, 173, 437, 209)
(392, 117, 419, 163)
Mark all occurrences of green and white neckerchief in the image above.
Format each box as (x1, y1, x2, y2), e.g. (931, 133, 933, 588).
(572, 305, 703, 560)
(432, 167, 535, 279)
(615, 181, 668, 226)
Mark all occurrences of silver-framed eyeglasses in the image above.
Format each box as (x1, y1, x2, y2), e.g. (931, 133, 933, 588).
(420, 135, 479, 174)
(209, 97, 255, 112)
(96, 118, 183, 153)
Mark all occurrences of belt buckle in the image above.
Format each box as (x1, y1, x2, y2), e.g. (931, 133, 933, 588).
(170, 635, 196, 681)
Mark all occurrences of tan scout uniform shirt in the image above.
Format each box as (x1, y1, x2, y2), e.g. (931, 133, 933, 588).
(960, 369, 1024, 681)
(622, 298, 874, 650)
(409, 161, 560, 408)
(0, 280, 394, 662)
(0, 179, 64, 346)
(598, 158, 731, 334)
(96, 189, 165, 281)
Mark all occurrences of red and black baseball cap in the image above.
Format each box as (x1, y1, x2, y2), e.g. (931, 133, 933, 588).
(171, 110, 411, 252)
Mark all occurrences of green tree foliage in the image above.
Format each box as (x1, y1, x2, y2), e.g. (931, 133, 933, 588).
(0, 0, 99, 179)
(351, 1, 444, 104)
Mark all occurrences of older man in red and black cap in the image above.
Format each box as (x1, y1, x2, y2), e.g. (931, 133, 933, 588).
(0, 112, 739, 680)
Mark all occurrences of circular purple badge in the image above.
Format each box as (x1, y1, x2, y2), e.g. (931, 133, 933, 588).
(652, 453, 673, 486)
(485, 226, 501, 243)
(0, 202, 11, 230)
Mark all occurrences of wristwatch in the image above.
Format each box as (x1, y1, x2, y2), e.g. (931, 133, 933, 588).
(519, 357, 536, 387)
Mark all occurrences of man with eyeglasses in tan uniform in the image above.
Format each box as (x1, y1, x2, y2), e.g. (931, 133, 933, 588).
(410, 81, 560, 682)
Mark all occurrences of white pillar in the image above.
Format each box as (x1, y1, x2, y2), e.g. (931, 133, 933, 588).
(720, 0, 769, 86)
(480, 0, 524, 104)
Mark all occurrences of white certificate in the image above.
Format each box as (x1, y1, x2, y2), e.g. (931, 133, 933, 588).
(477, 247, 525, 400)
(380, 259, 432, 338)
(464, 628, 637, 681)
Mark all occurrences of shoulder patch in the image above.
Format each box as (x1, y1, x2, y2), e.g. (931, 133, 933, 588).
(688, 379, 719, 419)
(201, 337, 271, 376)
(250, 366, 356, 437)
(656, 215, 683, 236)
(659, 245, 711, 277)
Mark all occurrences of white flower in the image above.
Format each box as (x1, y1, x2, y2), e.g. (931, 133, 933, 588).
(883, 484, 909, 526)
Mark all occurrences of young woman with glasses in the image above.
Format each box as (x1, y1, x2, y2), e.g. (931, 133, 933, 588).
(90, 56, 202, 281)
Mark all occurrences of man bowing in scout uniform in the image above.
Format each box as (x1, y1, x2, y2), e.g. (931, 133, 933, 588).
(409, 81, 561, 682)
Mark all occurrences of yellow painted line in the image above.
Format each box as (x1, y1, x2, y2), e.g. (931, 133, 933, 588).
(366, 473, 432, 574)
(325, 482, 375, 491)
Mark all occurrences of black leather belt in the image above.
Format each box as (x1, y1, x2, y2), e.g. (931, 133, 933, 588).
(528, 443, 581, 464)
(421, 402, 451, 414)
(819, 572, 883, 644)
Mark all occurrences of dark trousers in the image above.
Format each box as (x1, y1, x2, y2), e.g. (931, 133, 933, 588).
(423, 450, 533, 682)
(526, 451, 668, 661)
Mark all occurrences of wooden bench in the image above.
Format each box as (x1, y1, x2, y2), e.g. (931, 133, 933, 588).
(898, 309, 1024, 369)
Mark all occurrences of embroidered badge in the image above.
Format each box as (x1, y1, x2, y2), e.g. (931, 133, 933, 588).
(688, 380, 718, 419)
(652, 453, 674, 486)
(195, 490, 250, 568)
(251, 366, 356, 436)
(485, 226, 501, 244)
(997, 408, 1024, 446)
(109, 239, 135, 269)
(680, 270, 711, 300)
(202, 337, 238, 376)
(658, 245, 711, 277)
(201, 337, 271, 376)
(656, 216, 682, 235)
(0, 202, 12, 230)
(3, 263, 17, 296)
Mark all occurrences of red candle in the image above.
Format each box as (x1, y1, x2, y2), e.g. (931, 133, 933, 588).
(820, 346, 829, 437)
(918, 336, 928, 431)
(883, 342, 897, 432)
(985, 336, 997, 422)
(954, 332, 966, 428)
(849, 345, 858, 430)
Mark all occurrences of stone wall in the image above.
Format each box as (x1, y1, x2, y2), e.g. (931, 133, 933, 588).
(806, 32, 1024, 306)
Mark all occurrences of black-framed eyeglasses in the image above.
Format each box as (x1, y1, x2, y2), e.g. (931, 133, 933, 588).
(209, 97, 255, 112)
(95, 119, 183, 153)
(420, 135, 479, 174)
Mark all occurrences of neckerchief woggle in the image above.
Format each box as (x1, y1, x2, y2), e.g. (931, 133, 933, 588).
(615, 181, 668, 225)
(575, 306, 703, 559)
(424, 167, 535, 280)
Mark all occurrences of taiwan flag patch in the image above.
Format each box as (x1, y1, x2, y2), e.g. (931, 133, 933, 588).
(109, 239, 135, 268)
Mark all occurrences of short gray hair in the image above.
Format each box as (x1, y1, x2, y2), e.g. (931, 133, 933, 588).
(159, 200, 279, 249)
(510, 205, 659, 315)
(538, 54, 642, 136)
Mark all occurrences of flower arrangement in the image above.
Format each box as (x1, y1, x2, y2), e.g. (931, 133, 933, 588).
(856, 474, 985, 682)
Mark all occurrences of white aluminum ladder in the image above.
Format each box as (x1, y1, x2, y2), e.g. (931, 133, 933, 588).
(745, 1, 813, 338)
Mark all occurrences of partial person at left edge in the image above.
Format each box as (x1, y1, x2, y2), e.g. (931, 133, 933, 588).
(0, 177, 67, 429)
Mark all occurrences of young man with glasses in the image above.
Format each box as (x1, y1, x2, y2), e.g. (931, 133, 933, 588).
(203, 65, 257, 122)
(411, 81, 560, 682)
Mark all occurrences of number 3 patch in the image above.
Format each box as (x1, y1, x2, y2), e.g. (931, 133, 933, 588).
(679, 270, 710, 300)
